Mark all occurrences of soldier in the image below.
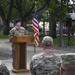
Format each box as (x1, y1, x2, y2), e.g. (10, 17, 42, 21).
(9, 18, 28, 37)
(30, 36, 61, 75)
(60, 53, 75, 75)
(0, 60, 9, 75)
(9, 18, 28, 68)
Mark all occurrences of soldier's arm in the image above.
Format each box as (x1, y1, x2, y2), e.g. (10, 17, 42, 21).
(30, 61, 36, 75)
(9, 28, 15, 38)
(54, 54, 62, 67)
(24, 28, 28, 35)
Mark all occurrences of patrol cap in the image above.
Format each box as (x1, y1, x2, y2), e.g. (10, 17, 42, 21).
(15, 18, 21, 23)
(42, 36, 53, 46)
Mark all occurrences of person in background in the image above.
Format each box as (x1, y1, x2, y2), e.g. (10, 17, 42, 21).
(9, 18, 28, 68)
(30, 36, 61, 75)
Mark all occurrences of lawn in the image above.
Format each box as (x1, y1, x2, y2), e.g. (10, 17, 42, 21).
(0, 31, 75, 46)
(39, 36, 75, 46)
(53, 36, 75, 46)
(0, 31, 9, 39)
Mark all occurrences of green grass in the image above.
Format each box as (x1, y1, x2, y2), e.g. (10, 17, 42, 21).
(0, 31, 9, 39)
(51, 36, 75, 46)
(0, 31, 75, 46)
(39, 36, 75, 46)
(39, 36, 59, 46)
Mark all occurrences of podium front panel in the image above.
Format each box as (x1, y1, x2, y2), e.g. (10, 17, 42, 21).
(19, 43, 26, 69)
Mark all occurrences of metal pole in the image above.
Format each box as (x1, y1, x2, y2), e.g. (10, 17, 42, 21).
(33, 0, 37, 54)
(67, 27, 70, 46)
(34, 45, 36, 54)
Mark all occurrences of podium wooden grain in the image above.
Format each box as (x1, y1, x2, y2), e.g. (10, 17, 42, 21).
(10, 36, 32, 73)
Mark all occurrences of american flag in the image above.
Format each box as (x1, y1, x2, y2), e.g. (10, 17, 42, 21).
(32, 10, 39, 47)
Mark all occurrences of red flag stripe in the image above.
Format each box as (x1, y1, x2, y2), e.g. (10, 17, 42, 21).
(32, 10, 39, 47)
(34, 33, 39, 46)
(34, 37, 39, 46)
(32, 23, 38, 28)
(32, 19, 39, 32)
(32, 25, 39, 32)
(33, 18, 38, 25)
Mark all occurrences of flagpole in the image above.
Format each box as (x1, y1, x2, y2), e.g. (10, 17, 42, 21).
(32, 1, 39, 54)
(35, 1, 37, 9)
(34, 44, 36, 54)
(33, 1, 37, 54)
(33, 31, 36, 54)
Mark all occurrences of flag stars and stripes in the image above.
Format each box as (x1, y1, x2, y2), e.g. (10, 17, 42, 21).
(32, 10, 39, 47)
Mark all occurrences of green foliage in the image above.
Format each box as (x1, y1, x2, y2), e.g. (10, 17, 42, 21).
(48, 0, 69, 20)
(12, 8, 19, 19)
(0, 0, 48, 23)
(0, 0, 10, 17)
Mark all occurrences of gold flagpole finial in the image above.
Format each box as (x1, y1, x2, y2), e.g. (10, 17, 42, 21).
(35, 1, 37, 5)
(35, 1, 37, 10)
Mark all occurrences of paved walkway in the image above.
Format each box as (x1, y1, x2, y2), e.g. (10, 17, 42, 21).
(3, 59, 31, 75)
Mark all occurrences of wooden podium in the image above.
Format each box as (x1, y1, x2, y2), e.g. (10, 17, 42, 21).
(10, 36, 32, 73)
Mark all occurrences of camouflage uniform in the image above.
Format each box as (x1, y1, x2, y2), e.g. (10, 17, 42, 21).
(60, 53, 75, 75)
(61, 53, 75, 65)
(0, 60, 9, 75)
(30, 51, 61, 75)
(9, 26, 28, 68)
(30, 36, 61, 75)
(9, 26, 27, 37)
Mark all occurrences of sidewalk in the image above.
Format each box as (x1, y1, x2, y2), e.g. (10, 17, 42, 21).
(3, 59, 31, 75)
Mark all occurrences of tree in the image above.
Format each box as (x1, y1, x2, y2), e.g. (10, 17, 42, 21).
(0, 0, 14, 35)
(48, 0, 70, 47)
(0, 0, 50, 35)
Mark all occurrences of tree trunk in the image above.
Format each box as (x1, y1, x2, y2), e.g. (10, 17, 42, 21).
(49, 17, 52, 37)
(3, 20, 10, 35)
(52, 20, 56, 38)
(43, 21, 45, 35)
(49, 17, 56, 38)
(59, 20, 64, 47)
